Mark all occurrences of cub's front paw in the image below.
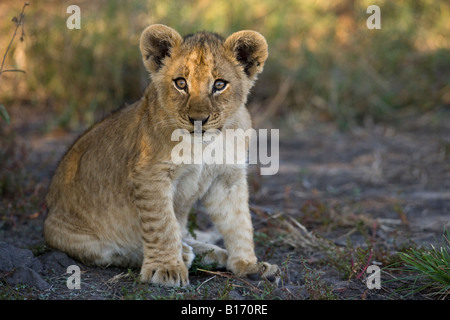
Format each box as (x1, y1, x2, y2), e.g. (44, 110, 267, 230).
(228, 259, 278, 280)
(139, 261, 189, 287)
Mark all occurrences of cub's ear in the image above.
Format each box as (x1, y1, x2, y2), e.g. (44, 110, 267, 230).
(224, 30, 268, 79)
(139, 24, 182, 73)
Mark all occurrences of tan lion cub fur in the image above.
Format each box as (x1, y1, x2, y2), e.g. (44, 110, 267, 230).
(44, 24, 278, 286)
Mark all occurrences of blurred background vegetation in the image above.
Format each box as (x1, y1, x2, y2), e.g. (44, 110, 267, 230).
(0, 0, 449, 129)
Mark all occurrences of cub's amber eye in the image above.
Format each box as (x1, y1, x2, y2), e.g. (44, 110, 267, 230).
(174, 78, 187, 90)
(213, 79, 227, 92)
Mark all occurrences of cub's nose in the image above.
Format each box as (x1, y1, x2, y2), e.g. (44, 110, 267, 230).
(188, 115, 210, 126)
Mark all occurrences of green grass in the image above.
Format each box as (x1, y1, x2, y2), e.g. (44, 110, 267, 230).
(301, 259, 338, 300)
(397, 231, 450, 299)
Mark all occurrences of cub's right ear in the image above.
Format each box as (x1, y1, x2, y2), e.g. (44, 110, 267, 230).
(224, 30, 268, 80)
(139, 24, 182, 73)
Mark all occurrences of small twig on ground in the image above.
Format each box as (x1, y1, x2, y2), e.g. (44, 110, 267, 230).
(356, 249, 373, 280)
(103, 272, 130, 285)
(196, 276, 216, 294)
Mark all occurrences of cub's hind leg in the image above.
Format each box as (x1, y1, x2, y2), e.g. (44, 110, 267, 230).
(181, 241, 195, 268)
(43, 211, 142, 268)
(183, 236, 228, 268)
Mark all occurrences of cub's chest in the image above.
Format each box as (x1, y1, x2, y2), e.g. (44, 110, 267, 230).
(170, 163, 218, 199)
(170, 161, 247, 204)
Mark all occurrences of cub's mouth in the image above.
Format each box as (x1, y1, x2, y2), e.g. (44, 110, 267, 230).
(189, 127, 222, 135)
(189, 124, 223, 135)
(189, 129, 206, 134)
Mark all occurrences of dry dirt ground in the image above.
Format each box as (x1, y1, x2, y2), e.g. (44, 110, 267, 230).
(1, 106, 449, 301)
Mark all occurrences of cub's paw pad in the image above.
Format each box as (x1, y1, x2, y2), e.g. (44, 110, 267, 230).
(139, 263, 189, 287)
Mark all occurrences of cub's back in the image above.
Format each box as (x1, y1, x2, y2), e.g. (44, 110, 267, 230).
(45, 101, 143, 216)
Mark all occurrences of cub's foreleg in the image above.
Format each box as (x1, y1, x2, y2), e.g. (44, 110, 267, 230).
(133, 170, 189, 286)
(202, 167, 278, 278)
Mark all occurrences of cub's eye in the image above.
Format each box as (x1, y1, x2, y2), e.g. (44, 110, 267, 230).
(174, 78, 187, 91)
(213, 79, 227, 92)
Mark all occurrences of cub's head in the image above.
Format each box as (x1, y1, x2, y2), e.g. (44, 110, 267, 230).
(139, 24, 268, 132)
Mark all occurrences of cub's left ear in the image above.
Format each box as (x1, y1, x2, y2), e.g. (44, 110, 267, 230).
(224, 30, 268, 79)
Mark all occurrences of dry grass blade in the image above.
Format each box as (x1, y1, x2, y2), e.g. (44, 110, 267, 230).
(104, 272, 131, 285)
(279, 214, 330, 251)
(250, 205, 331, 251)
(196, 268, 263, 293)
(252, 75, 294, 127)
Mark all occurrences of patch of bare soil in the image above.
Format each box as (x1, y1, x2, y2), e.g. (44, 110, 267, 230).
(1, 106, 449, 301)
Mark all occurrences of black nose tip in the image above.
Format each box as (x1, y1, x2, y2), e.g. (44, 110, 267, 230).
(188, 115, 210, 125)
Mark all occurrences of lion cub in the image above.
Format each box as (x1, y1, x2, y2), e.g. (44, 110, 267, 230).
(44, 24, 278, 286)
